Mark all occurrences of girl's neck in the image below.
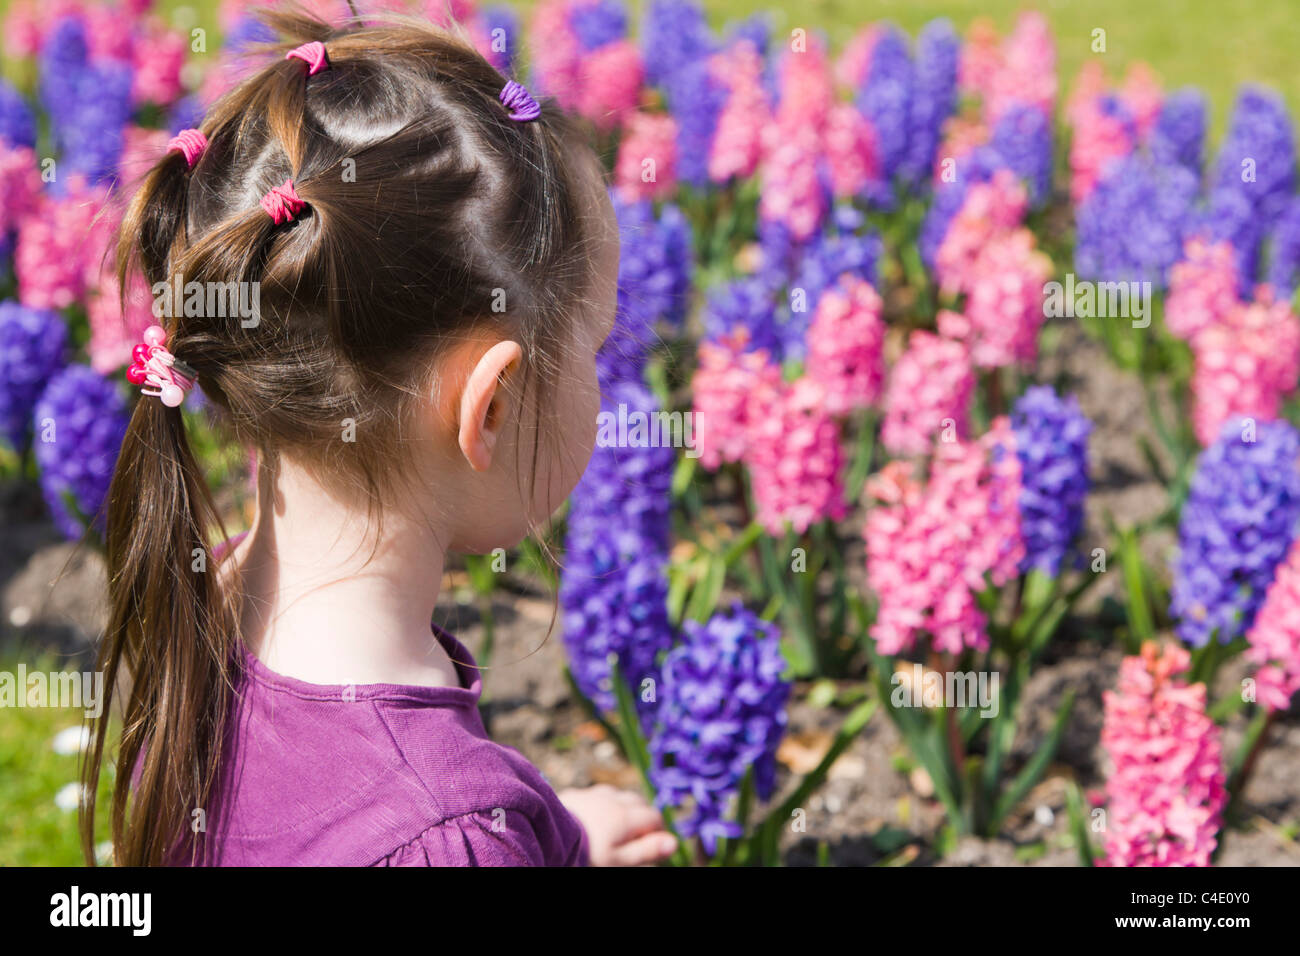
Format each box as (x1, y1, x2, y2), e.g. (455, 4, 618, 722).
(227, 457, 460, 689)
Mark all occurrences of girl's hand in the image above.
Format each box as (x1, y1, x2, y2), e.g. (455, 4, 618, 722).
(558, 784, 678, 866)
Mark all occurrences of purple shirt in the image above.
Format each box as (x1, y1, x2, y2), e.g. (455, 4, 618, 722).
(200, 626, 588, 866)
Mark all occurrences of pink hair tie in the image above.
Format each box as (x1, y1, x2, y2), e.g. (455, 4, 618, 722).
(126, 325, 196, 408)
(166, 129, 207, 169)
(260, 179, 306, 225)
(285, 41, 329, 76)
(500, 80, 541, 122)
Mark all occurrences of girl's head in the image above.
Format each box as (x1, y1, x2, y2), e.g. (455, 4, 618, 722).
(86, 10, 617, 865)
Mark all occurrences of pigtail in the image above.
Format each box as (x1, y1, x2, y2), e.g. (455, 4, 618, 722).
(82, 129, 236, 868)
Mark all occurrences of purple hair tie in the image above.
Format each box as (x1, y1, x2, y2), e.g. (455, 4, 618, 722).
(500, 80, 541, 122)
(286, 41, 329, 76)
(166, 129, 207, 169)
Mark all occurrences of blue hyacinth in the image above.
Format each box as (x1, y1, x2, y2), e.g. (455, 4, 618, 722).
(990, 102, 1053, 208)
(1150, 89, 1206, 175)
(701, 277, 783, 357)
(0, 80, 37, 150)
(569, 0, 627, 51)
(1011, 386, 1092, 577)
(1171, 419, 1300, 647)
(600, 194, 693, 384)
(32, 365, 129, 540)
(0, 302, 69, 452)
(857, 25, 913, 201)
(1200, 184, 1264, 296)
(1075, 154, 1199, 288)
(561, 380, 675, 716)
(480, 5, 520, 74)
(1212, 86, 1296, 230)
(663, 58, 727, 189)
(39, 17, 132, 184)
(1266, 196, 1300, 298)
(902, 19, 959, 188)
(648, 603, 790, 856)
(641, 0, 714, 88)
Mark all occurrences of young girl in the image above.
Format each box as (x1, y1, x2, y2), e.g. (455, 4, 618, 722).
(83, 11, 678, 867)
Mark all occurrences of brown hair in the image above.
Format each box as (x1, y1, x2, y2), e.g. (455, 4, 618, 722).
(82, 9, 598, 866)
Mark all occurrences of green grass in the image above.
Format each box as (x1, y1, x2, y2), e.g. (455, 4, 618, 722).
(0, 654, 114, 866)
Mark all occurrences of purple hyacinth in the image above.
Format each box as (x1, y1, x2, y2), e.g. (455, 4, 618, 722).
(600, 193, 693, 384)
(225, 16, 277, 53)
(569, 0, 627, 51)
(1011, 386, 1092, 576)
(641, 0, 714, 88)
(902, 19, 959, 188)
(1150, 88, 1206, 175)
(648, 603, 790, 856)
(32, 364, 129, 540)
(1171, 418, 1300, 648)
(1075, 154, 1199, 287)
(857, 24, 913, 200)
(0, 80, 37, 150)
(663, 57, 727, 189)
(784, 214, 882, 359)
(560, 380, 675, 716)
(919, 145, 1005, 268)
(168, 94, 206, 135)
(39, 17, 132, 184)
(1199, 184, 1263, 296)
(990, 101, 1053, 208)
(702, 277, 783, 357)
(1212, 86, 1295, 228)
(1266, 196, 1300, 298)
(0, 302, 69, 452)
(480, 5, 519, 74)
(725, 12, 772, 58)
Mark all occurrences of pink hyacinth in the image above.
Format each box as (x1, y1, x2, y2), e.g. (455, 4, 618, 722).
(744, 376, 846, 534)
(15, 178, 112, 310)
(0, 143, 40, 237)
(836, 25, 880, 91)
(982, 12, 1056, 123)
(824, 104, 879, 199)
(958, 18, 1001, 98)
(804, 276, 885, 416)
(1189, 286, 1300, 446)
(1100, 642, 1225, 867)
(881, 330, 974, 458)
(116, 125, 171, 193)
(691, 330, 782, 471)
(131, 18, 188, 107)
(707, 40, 771, 184)
(758, 121, 825, 243)
(87, 270, 155, 373)
(1246, 536, 1300, 711)
(1120, 63, 1163, 141)
(614, 112, 678, 202)
(933, 116, 990, 182)
(1069, 93, 1135, 204)
(935, 169, 1029, 292)
(938, 229, 1052, 368)
(576, 39, 643, 131)
(864, 418, 1023, 656)
(529, 0, 582, 111)
(3, 0, 84, 58)
(1165, 238, 1240, 341)
(773, 36, 834, 133)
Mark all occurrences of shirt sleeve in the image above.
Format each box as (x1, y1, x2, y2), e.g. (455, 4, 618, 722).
(372, 809, 588, 867)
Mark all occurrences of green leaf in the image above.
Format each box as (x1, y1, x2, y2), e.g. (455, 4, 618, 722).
(988, 690, 1075, 834)
(1065, 781, 1097, 867)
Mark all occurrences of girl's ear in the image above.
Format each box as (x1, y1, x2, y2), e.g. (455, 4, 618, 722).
(457, 339, 523, 472)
